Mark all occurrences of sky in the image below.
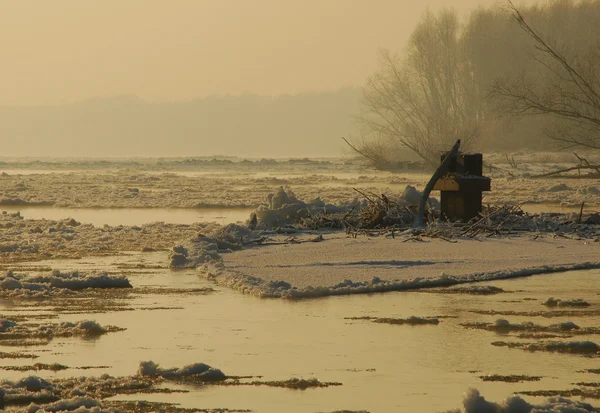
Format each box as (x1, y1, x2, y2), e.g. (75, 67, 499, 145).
(0, 0, 524, 106)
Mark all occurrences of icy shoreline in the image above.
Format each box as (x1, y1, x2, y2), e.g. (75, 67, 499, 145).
(199, 256, 600, 299)
(175, 228, 600, 298)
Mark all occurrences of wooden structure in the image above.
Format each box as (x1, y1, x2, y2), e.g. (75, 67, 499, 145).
(433, 152, 491, 222)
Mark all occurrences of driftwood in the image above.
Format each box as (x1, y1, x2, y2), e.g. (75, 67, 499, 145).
(342, 201, 600, 243)
(413, 139, 461, 227)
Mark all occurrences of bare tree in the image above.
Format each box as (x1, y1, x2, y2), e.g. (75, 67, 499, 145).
(492, 1, 600, 150)
(353, 9, 484, 168)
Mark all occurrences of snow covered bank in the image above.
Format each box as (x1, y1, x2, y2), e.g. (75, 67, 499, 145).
(197, 233, 600, 298)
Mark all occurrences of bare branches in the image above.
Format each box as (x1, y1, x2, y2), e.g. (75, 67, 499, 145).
(355, 10, 484, 168)
(492, 1, 600, 150)
(341, 137, 380, 165)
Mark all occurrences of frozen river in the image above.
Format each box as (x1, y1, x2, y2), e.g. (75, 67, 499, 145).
(1, 251, 598, 412)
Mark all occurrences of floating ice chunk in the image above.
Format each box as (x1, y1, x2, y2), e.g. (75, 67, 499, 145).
(0, 276, 23, 290)
(461, 388, 504, 413)
(0, 319, 121, 340)
(494, 319, 511, 329)
(0, 319, 16, 332)
(16, 376, 52, 392)
(530, 340, 599, 354)
(27, 397, 102, 412)
(28, 271, 132, 290)
(137, 360, 159, 377)
(447, 388, 598, 412)
(0, 270, 132, 298)
(554, 321, 580, 331)
(543, 297, 590, 307)
(60, 321, 107, 336)
(137, 361, 226, 382)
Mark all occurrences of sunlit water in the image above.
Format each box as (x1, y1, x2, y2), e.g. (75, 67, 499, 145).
(0, 251, 598, 413)
(0, 196, 598, 412)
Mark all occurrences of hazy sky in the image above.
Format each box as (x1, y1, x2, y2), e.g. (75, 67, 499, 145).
(0, 0, 531, 106)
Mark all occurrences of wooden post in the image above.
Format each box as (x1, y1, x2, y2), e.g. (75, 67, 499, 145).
(433, 152, 491, 222)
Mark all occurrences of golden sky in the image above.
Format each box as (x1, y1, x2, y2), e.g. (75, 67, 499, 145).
(0, 0, 529, 106)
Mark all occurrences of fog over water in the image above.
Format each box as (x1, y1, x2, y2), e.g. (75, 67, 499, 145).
(1, 0, 538, 158)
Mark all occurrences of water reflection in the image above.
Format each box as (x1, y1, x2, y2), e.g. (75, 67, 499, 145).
(0, 252, 598, 413)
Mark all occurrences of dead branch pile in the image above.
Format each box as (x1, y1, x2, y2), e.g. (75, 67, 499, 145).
(298, 188, 436, 231)
(411, 204, 600, 240)
(338, 202, 600, 241)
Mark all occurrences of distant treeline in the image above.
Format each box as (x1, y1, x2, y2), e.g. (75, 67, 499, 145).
(0, 90, 360, 158)
(357, 0, 600, 167)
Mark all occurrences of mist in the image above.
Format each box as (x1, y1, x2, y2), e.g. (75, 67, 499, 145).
(0, 0, 538, 158)
(0, 90, 359, 158)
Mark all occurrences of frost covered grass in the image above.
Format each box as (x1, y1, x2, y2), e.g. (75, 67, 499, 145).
(102, 400, 252, 413)
(470, 308, 600, 318)
(218, 377, 342, 390)
(424, 285, 506, 295)
(0, 351, 38, 359)
(345, 316, 440, 326)
(445, 388, 599, 412)
(462, 319, 600, 337)
(479, 374, 542, 382)
(518, 387, 600, 400)
(0, 363, 69, 372)
(491, 340, 600, 355)
(543, 297, 591, 307)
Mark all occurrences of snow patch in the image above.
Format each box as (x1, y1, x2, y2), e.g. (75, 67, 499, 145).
(137, 361, 226, 382)
(0, 270, 131, 298)
(199, 259, 600, 299)
(445, 388, 598, 413)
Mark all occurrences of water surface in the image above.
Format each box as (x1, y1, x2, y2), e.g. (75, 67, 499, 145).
(1, 252, 598, 413)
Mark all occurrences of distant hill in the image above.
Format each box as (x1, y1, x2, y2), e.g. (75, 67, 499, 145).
(0, 89, 361, 158)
